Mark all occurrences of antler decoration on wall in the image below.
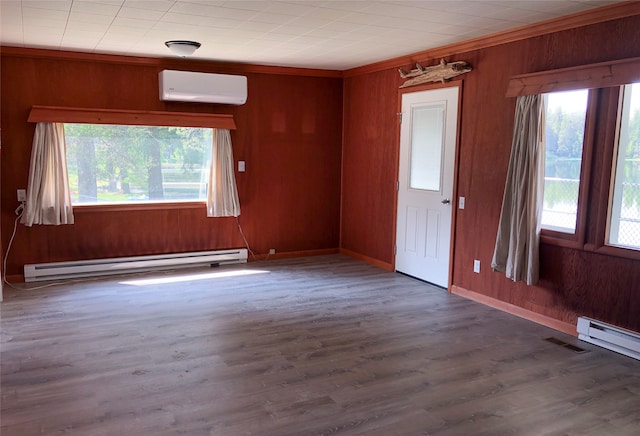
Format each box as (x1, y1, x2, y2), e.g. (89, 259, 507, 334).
(398, 59, 472, 88)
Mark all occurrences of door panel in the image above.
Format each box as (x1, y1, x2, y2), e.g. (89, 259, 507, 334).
(396, 86, 459, 287)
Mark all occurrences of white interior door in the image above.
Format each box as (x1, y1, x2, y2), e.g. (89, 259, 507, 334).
(395, 86, 459, 287)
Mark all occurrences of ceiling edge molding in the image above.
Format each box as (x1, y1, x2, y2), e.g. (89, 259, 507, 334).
(343, 2, 640, 78)
(0, 46, 343, 79)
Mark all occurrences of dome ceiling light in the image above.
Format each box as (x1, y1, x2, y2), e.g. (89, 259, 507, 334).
(165, 40, 201, 58)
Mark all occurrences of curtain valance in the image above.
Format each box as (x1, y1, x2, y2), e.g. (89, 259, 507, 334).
(506, 56, 640, 97)
(28, 106, 236, 130)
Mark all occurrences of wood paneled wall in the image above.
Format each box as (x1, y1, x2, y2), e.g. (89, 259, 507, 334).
(341, 15, 640, 332)
(0, 52, 343, 277)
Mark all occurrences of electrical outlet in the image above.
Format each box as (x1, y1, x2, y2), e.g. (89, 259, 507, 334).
(269, 248, 276, 255)
(17, 189, 26, 202)
(238, 161, 246, 172)
(473, 260, 481, 273)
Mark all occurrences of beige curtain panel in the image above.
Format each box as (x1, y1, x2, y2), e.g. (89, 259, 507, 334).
(207, 128, 240, 217)
(21, 122, 75, 227)
(491, 95, 545, 285)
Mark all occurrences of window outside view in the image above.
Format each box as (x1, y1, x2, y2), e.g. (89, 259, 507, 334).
(608, 82, 640, 250)
(542, 89, 588, 233)
(64, 124, 212, 205)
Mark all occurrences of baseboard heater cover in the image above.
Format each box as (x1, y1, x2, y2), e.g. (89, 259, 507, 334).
(24, 249, 248, 282)
(577, 316, 640, 361)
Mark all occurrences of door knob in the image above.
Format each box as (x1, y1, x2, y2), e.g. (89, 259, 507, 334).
(441, 199, 451, 205)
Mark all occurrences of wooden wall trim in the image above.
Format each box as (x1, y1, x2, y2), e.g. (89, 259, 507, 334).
(451, 285, 577, 336)
(344, 2, 640, 78)
(28, 106, 236, 129)
(251, 248, 340, 262)
(506, 56, 640, 97)
(0, 46, 343, 78)
(340, 248, 394, 272)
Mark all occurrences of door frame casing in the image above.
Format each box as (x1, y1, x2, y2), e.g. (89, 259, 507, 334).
(392, 80, 464, 291)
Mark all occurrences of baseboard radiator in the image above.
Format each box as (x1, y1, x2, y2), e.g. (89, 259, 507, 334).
(577, 316, 640, 361)
(24, 248, 248, 282)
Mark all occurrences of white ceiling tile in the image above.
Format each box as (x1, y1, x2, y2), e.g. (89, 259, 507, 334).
(235, 20, 281, 32)
(105, 24, 149, 36)
(485, 6, 535, 22)
(98, 32, 139, 43)
(123, 0, 174, 12)
(92, 0, 125, 5)
(22, 17, 66, 29)
(201, 17, 244, 29)
(517, 11, 559, 23)
(249, 11, 295, 24)
(160, 11, 209, 25)
(303, 7, 347, 21)
(23, 35, 63, 47)
(1, 0, 625, 70)
(72, 1, 121, 16)
(169, 2, 256, 19)
(285, 15, 333, 27)
(223, 28, 265, 40)
(319, 21, 364, 32)
(288, 34, 327, 45)
(22, 1, 71, 12)
(66, 20, 110, 32)
(69, 11, 115, 24)
(363, 2, 427, 20)
(220, 1, 271, 12)
(1, 11, 22, 28)
(118, 6, 165, 20)
(151, 20, 203, 34)
(63, 29, 106, 39)
(0, 30, 24, 44)
(95, 41, 137, 52)
(349, 24, 392, 36)
(507, 1, 567, 13)
(304, 27, 345, 39)
(264, 1, 316, 16)
(319, 1, 371, 13)
(271, 24, 312, 35)
(338, 12, 387, 26)
(112, 15, 157, 28)
(22, 6, 68, 21)
(544, 2, 593, 15)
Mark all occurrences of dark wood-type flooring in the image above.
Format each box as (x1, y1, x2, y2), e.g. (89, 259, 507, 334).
(1, 255, 639, 435)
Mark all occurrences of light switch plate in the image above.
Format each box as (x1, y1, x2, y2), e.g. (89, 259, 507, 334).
(238, 161, 246, 172)
(473, 260, 480, 273)
(459, 196, 465, 209)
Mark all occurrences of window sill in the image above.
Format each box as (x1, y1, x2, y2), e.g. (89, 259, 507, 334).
(540, 230, 583, 250)
(72, 201, 206, 213)
(593, 244, 640, 261)
(543, 234, 640, 261)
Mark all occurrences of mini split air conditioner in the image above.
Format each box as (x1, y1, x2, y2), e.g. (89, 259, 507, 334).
(159, 70, 247, 105)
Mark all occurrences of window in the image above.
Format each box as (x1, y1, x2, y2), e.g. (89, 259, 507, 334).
(607, 82, 640, 250)
(64, 124, 212, 205)
(541, 89, 589, 233)
(506, 56, 640, 257)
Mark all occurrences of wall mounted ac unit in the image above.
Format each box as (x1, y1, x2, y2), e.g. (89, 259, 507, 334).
(159, 70, 247, 105)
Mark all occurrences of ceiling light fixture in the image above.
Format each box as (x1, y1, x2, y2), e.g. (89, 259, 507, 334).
(165, 40, 201, 58)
